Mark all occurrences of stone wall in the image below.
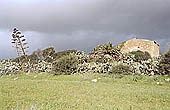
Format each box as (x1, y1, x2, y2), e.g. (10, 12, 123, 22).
(120, 38, 159, 57)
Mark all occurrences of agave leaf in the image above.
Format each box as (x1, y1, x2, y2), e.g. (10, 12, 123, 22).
(22, 39, 26, 42)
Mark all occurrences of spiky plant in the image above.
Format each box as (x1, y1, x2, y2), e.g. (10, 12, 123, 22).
(11, 28, 29, 57)
(11, 28, 29, 71)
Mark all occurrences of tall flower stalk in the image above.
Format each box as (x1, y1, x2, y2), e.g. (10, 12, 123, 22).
(11, 28, 29, 71)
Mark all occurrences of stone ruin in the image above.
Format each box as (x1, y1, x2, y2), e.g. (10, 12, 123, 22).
(119, 38, 160, 58)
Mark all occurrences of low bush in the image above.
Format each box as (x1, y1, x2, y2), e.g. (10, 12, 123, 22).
(12, 55, 26, 63)
(52, 50, 77, 60)
(12, 53, 39, 64)
(52, 54, 79, 75)
(88, 42, 122, 63)
(27, 54, 39, 64)
(129, 50, 152, 62)
(111, 64, 132, 75)
(42, 47, 55, 58)
(113, 41, 126, 51)
(42, 47, 55, 62)
(159, 49, 170, 75)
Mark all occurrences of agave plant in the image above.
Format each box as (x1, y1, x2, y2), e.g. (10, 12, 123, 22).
(11, 28, 30, 72)
(11, 28, 29, 57)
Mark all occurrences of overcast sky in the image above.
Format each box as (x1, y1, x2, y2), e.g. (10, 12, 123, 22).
(0, 0, 170, 59)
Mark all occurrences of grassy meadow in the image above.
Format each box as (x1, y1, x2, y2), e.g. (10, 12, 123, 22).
(0, 73, 170, 110)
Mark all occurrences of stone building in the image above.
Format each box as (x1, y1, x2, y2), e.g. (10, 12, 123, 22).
(120, 38, 160, 57)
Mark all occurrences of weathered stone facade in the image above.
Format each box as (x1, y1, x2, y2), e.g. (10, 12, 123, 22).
(120, 38, 159, 57)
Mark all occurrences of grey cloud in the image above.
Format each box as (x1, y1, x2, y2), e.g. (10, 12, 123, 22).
(0, 0, 170, 58)
(0, 30, 16, 58)
(1, 0, 170, 34)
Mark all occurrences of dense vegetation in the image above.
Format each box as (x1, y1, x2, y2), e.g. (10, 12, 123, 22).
(129, 50, 152, 62)
(111, 64, 132, 75)
(159, 49, 170, 75)
(0, 42, 170, 75)
(52, 54, 79, 74)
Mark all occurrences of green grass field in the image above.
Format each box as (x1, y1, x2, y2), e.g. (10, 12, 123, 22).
(0, 73, 170, 110)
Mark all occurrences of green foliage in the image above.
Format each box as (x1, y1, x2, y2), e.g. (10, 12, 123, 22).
(103, 42, 113, 52)
(89, 42, 122, 63)
(42, 47, 55, 62)
(27, 54, 39, 64)
(12, 54, 39, 64)
(113, 41, 126, 51)
(111, 64, 132, 74)
(42, 47, 55, 57)
(159, 49, 170, 75)
(52, 54, 79, 74)
(129, 50, 152, 62)
(12, 55, 27, 63)
(92, 42, 114, 54)
(52, 50, 77, 60)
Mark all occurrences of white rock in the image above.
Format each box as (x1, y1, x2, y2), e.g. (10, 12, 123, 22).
(150, 71, 155, 75)
(91, 79, 97, 82)
(156, 82, 163, 85)
(165, 78, 170, 82)
(14, 77, 18, 80)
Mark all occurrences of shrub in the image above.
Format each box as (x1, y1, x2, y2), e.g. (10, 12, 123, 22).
(103, 42, 113, 53)
(42, 47, 55, 62)
(159, 49, 170, 75)
(111, 64, 132, 75)
(27, 54, 39, 64)
(52, 54, 79, 74)
(12, 55, 25, 63)
(52, 50, 77, 60)
(12, 54, 39, 64)
(42, 47, 55, 57)
(89, 42, 122, 63)
(113, 41, 126, 51)
(129, 50, 152, 62)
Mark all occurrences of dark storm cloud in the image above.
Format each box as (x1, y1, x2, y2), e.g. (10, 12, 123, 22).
(0, 0, 170, 58)
(1, 0, 170, 35)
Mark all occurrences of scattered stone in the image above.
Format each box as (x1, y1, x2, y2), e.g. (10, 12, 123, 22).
(165, 78, 170, 82)
(91, 79, 97, 82)
(156, 82, 163, 85)
(14, 77, 18, 80)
